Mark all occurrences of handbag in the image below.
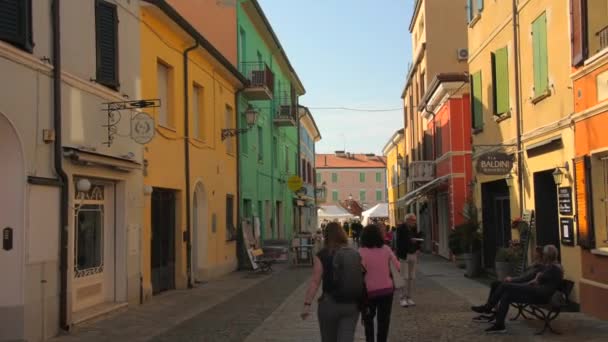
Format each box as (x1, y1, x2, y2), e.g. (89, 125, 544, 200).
(390, 258, 405, 289)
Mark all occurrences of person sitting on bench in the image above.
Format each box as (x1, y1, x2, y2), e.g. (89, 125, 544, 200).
(475, 245, 564, 334)
(471, 246, 544, 322)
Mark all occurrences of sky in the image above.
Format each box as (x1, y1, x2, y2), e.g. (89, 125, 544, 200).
(257, 0, 414, 155)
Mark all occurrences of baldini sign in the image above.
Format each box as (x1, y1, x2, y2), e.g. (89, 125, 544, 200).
(476, 152, 514, 175)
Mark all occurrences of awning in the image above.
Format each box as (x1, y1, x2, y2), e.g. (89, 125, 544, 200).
(397, 175, 450, 206)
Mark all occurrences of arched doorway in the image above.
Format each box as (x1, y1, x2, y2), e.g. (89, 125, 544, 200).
(0, 113, 25, 340)
(192, 183, 209, 283)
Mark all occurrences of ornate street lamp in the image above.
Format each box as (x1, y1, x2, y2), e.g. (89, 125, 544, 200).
(505, 173, 514, 188)
(221, 105, 258, 141)
(552, 162, 570, 186)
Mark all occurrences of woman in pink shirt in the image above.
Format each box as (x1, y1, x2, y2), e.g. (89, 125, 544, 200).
(359, 225, 400, 342)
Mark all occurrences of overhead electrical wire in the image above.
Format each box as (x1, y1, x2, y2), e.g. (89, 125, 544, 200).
(307, 106, 402, 112)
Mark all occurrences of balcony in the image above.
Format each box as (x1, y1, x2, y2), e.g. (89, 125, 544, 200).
(273, 94, 297, 127)
(598, 25, 608, 51)
(407, 160, 435, 183)
(241, 62, 274, 101)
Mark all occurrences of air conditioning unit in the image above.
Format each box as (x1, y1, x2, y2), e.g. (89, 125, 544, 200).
(457, 48, 469, 61)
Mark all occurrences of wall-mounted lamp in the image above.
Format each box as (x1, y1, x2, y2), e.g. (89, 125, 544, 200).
(221, 104, 259, 141)
(76, 178, 91, 193)
(552, 162, 570, 185)
(144, 185, 153, 196)
(505, 173, 514, 188)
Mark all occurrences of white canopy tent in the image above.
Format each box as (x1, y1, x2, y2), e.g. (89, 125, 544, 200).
(317, 205, 354, 226)
(361, 203, 389, 226)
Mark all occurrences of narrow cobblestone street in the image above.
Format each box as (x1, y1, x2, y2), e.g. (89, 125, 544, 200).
(51, 256, 608, 342)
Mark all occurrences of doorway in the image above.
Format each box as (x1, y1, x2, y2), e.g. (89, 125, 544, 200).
(534, 170, 560, 255)
(151, 188, 176, 294)
(192, 184, 208, 283)
(264, 201, 272, 239)
(437, 193, 450, 258)
(276, 201, 283, 239)
(481, 180, 511, 268)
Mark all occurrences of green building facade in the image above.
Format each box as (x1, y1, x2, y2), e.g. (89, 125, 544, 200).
(236, 0, 305, 242)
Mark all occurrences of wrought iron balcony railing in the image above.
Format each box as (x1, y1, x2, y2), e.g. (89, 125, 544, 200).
(273, 92, 297, 127)
(597, 25, 608, 51)
(241, 62, 274, 101)
(407, 160, 435, 183)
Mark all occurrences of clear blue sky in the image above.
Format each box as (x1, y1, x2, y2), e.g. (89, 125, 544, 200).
(258, 0, 414, 155)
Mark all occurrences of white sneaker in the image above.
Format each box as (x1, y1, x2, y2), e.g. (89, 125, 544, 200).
(407, 298, 416, 306)
(400, 298, 409, 307)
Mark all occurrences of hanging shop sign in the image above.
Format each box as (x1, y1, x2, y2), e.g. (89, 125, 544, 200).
(558, 187, 573, 216)
(287, 176, 304, 192)
(476, 152, 514, 175)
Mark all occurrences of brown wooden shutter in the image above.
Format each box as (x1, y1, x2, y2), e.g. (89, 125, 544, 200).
(0, 0, 33, 51)
(574, 156, 595, 249)
(570, 0, 588, 67)
(96, 0, 119, 89)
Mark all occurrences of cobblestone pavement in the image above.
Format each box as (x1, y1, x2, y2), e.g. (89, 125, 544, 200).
(52, 256, 608, 342)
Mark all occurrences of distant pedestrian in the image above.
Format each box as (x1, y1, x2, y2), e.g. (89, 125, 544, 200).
(359, 224, 400, 342)
(302, 222, 364, 342)
(351, 220, 363, 247)
(395, 214, 423, 308)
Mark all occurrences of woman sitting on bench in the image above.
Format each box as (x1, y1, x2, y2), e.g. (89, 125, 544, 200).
(471, 246, 544, 322)
(474, 245, 564, 334)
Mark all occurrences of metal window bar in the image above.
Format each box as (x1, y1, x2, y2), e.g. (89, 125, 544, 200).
(598, 25, 608, 51)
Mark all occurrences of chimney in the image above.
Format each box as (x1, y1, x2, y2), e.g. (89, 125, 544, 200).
(324, 155, 327, 166)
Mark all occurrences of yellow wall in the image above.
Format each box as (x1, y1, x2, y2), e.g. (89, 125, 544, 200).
(469, 0, 580, 301)
(385, 136, 406, 226)
(140, 8, 238, 299)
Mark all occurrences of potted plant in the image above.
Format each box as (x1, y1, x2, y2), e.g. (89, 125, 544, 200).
(460, 199, 482, 277)
(495, 247, 517, 281)
(448, 227, 465, 268)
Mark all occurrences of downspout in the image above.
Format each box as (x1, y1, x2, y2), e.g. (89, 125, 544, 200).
(296, 105, 301, 233)
(52, 0, 69, 331)
(183, 41, 198, 288)
(512, 0, 524, 216)
(235, 89, 243, 269)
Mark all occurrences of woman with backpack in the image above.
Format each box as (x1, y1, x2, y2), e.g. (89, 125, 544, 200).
(301, 222, 362, 342)
(359, 224, 400, 342)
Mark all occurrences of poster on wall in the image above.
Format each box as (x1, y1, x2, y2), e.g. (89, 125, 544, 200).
(560, 218, 575, 246)
(558, 187, 573, 215)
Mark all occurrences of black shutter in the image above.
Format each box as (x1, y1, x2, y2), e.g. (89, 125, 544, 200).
(0, 0, 33, 51)
(96, 0, 119, 89)
(570, 0, 588, 67)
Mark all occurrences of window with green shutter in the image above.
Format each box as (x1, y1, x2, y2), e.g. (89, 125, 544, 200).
(96, 0, 119, 89)
(332, 191, 338, 201)
(376, 172, 382, 183)
(491, 47, 510, 115)
(532, 12, 549, 98)
(376, 190, 383, 201)
(0, 0, 33, 52)
(359, 190, 366, 202)
(331, 173, 338, 183)
(471, 71, 483, 131)
(359, 172, 366, 183)
(316, 172, 321, 183)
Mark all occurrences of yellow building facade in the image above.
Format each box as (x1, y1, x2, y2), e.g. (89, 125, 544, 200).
(468, 0, 580, 301)
(383, 129, 406, 227)
(140, 2, 245, 299)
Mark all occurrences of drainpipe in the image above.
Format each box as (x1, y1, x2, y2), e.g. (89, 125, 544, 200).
(235, 88, 243, 269)
(296, 104, 301, 233)
(512, 0, 524, 216)
(52, 0, 69, 331)
(183, 41, 198, 288)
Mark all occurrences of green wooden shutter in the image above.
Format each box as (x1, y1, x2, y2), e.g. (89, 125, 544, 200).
(376, 190, 382, 201)
(360, 190, 366, 202)
(478, 0, 484, 12)
(471, 71, 483, 130)
(376, 172, 381, 182)
(316, 172, 321, 183)
(532, 13, 549, 97)
(360, 172, 365, 183)
(332, 191, 338, 201)
(492, 47, 509, 115)
(466, 0, 473, 23)
(96, 0, 119, 89)
(332, 173, 338, 183)
(0, 0, 32, 51)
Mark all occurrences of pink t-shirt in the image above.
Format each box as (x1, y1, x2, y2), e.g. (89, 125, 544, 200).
(359, 245, 400, 298)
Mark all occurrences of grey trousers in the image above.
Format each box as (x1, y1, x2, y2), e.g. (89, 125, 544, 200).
(317, 296, 360, 342)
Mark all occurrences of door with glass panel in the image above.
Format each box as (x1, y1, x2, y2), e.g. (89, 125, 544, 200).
(72, 182, 115, 312)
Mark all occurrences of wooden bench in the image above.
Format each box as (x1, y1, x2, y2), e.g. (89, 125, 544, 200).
(251, 248, 276, 273)
(510, 279, 575, 335)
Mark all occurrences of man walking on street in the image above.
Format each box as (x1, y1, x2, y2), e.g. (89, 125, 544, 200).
(395, 214, 422, 308)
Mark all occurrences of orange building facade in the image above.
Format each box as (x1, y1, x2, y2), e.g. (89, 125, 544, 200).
(570, 0, 608, 320)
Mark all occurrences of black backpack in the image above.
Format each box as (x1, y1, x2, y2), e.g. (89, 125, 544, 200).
(331, 247, 365, 302)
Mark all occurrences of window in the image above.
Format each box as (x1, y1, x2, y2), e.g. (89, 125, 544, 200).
(532, 12, 549, 98)
(331, 172, 338, 183)
(226, 195, 236, 241)
(316, 172, 321, 183)
(574, 156, 595, 249)
(359, 190, 366, 202)
(238, 27, 246, 64)
(471, 71, 483, 131)
(435, 124, 443, 158)
(467, 0, 484, 23)
(332, 190, 339, 202)
(157, 62, 173, 128)
(285, 146, 289, 172)
(96, 0, 119, 89)
(192, 84, 203, 139)
(75, 204, 103, 274)
(376, 172, 382, 183)
(569, 0, 588, 67)
(491, 47, 510, 115)
(273, 137, 278, 168)
(0, 0, 33, 51)
(257, 126, 263, 161)
(225, 105, 234, 154)
(376, 190, 383, 201)
(241, 110, 249, 153)
(420, 72, 426, 98)
(359, 172, 366, 183)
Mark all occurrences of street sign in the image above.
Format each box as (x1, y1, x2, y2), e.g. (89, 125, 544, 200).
(131, 112, 155, 144)
(476, 152, 513, 175)
(287, 176, 303, 192)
